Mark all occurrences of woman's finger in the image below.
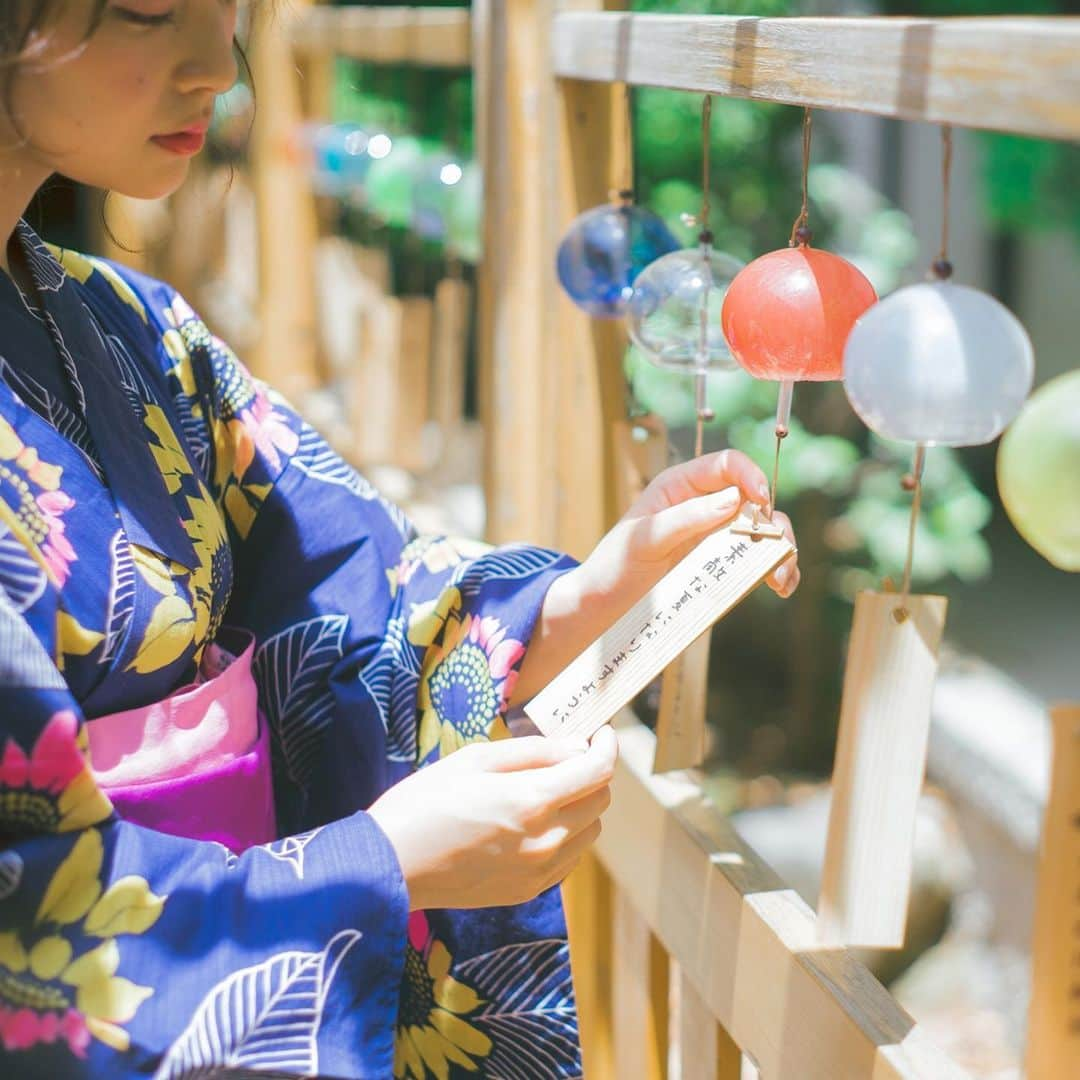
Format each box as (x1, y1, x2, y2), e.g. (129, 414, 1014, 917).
(765, 511, 800, 597)
(457, 734, 589, 773)
(624, 485, 743, 562)
(634, 450, 770, 516)
(538, 723, 619, 808)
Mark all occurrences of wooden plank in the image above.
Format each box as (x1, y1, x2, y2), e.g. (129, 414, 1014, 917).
(562, 853, 616, 1079)
(473, 0, 558, 547)
(551, 13, 1080, 142)
(678, 966, 741, 1080)
(352, 294, 403, 465)
(654, 628, 711, 774)
(395, 297, 434, 472)
(614, 890, 670, 1080)
(595, 716, 969, 1079)
(248, 0, 321, 398)
(431, 277, 471, 437)
(1025, 704, 1080, 1080)
(818, 591, 947, 949)
(553, 64, 631, 560)
(526, 511, 794, 740)
(291, 6, 472, 68)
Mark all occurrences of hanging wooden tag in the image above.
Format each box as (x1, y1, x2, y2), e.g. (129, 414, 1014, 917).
(653, 628, 712, 773)
(1025, 704, 1080, 1080)
(526, 510, 794, 741)
(817, 590, 947, 949)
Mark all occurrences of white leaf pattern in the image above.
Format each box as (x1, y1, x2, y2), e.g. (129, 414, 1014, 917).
(101, 529, 135, 664)
(0, 524, 47, 613)
(153, 928, 363, 1079)
(358, 615, 418, 763)
(0, 589, 66, 689)
(456, 940, 580, 1080)
(252, 615, 348, 790)
(0, 355, 102, 478)
(454, 547, 565, 599)
(291, 424, 412, 539)
(0, 850, 23, 900)
(255, 827, 324, 881)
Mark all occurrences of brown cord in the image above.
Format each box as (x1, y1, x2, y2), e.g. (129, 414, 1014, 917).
(939, 125, 952, 265)
(788, 108, 813, 246)
(700, 94, 712, 236)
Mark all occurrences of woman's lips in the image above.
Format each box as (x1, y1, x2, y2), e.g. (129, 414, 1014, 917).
(151, 128, 207, 155)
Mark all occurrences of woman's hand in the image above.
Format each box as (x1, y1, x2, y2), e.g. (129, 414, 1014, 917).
(368, 727, 617, 911)
(512, 450, 800, 704)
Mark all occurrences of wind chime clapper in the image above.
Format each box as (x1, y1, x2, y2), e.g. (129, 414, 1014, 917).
(625, 94, 747, 773)
(722, 108, 877, 544)
(817, 124, 1035, 951)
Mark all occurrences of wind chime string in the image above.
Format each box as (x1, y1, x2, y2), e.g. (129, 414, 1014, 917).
(758, 107, 814, 522)
(788, 108, 813, 248)
(897, 125, 952, 621)
(695, 94, 714, 458)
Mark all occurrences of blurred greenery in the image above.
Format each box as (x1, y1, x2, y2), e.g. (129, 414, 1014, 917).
(318, 0, 1062, 775)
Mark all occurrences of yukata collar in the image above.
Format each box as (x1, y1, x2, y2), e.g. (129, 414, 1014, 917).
(10, 220, 197, 569)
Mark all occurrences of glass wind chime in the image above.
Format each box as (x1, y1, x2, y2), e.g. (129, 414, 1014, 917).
(818, 125, 1035, 951)
(722, 109, 877, 534)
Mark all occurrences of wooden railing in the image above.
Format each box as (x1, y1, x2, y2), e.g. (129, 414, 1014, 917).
(248, 5, 1080, 1077)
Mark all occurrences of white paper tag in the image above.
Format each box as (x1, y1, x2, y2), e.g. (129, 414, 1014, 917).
(525, 510, 795, 740)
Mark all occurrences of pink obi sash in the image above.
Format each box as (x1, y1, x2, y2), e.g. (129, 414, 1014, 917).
(87, 629, 277, 854)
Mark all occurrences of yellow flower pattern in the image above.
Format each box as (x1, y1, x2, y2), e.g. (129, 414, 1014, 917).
(0, 829, 164, 1056)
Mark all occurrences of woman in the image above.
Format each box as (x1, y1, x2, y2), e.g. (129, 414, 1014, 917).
(0, 2, 799, 1077)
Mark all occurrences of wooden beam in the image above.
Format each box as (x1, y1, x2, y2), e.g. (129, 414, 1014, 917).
(551, 13, 1080, 141)
(1025, 704, 1080, 1079)
(290, 6, 471, 68)
(474, 0, 559, 546)
(613, 891, 670, 1080)
(597, 716, 970, 1079)
(248, 0, 321, 398)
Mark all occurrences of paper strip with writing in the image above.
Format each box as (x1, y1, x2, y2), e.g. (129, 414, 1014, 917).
(525, 510, 795, 740)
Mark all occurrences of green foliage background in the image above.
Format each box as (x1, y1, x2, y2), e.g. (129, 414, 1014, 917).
(327, 0, 1069, 774)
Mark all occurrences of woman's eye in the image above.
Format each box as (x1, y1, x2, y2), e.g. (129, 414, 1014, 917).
(113, 7, 177, 26)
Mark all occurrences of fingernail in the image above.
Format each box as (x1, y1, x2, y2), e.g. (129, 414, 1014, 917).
(775, 565, 789, 587)
(758, 482, 770, 502)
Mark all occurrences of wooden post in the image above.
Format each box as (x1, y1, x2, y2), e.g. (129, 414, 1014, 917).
(614, 889, 670, 1080)
(431, 276, 472, 440)
(396, 296, 435, 472)
(247, 0, 322, 399)
(818, 591, 947, 948)
(1025, 704, 1080, 1079)
(473, 0, 559, 547)
(679, 967, 742, 1080)
(352, 295, 403, 466)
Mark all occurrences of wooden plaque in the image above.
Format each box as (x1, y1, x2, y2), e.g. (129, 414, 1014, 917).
(818, 590, 948, 949)
(1025, 704, 1080, 1080)
(653, 628, 712, 773)
(526, 510, 794, 740)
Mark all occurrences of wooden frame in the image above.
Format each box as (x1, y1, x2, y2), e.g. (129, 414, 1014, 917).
(552, 13, 1080, 141)
(291, 5, 472, 67)
(599, 716, 968, 1079)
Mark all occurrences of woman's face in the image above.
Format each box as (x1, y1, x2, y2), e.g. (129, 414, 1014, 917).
(4, 0, 239, 199)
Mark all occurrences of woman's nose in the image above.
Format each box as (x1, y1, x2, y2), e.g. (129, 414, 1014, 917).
(173, 0, 240, 97)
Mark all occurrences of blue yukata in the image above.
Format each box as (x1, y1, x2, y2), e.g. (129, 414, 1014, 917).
(0, 220, 582, 1078)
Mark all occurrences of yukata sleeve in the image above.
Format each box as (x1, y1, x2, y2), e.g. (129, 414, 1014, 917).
(0, 590, 408, 1077)
(142, 284, 577, 834)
